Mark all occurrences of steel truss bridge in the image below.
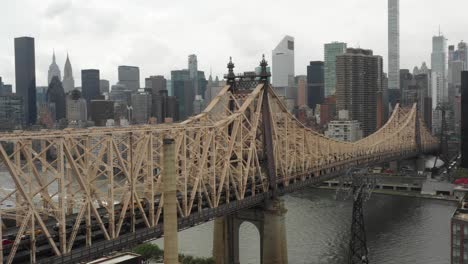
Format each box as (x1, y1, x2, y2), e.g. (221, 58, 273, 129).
(0, 58, 438, 263)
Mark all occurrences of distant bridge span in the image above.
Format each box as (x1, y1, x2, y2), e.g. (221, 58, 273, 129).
(0, 59, 438, 263)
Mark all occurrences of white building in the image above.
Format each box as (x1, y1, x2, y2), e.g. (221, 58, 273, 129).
(325, 110, 363, 142)
(272, 35, 295, 88)
(66, 93, 87, 123)
(431, 35, 447, 104)
(62, 54, 75, 93)
(48, 52, 61, 85)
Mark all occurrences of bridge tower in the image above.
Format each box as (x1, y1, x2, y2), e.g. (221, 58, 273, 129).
(212, 56, 288, 264)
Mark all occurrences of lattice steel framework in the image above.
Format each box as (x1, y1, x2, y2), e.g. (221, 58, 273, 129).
(0, 63, 438, 263)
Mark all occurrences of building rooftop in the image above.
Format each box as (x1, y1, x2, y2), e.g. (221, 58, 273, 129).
(453, 195, 468, 221)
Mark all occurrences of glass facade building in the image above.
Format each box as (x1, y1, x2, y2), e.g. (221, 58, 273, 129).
(324, 42, 347, 97)
(14, 37, 37, 126)
(307, 61, 324, 112)
(388, 0, 400, 90)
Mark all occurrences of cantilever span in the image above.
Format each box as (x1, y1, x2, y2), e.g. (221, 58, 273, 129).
(0, 81, 438, 263)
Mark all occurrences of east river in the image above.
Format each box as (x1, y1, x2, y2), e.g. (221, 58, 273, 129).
(154, 188, 456, 264)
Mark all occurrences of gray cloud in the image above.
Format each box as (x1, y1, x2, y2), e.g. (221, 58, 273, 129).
(0, 0, 467, 89)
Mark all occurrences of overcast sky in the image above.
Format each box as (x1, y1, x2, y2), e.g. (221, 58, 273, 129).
(1, 0, 467, 88)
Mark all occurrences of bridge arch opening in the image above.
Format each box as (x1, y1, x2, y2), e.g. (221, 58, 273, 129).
(239, 221, 261, 264)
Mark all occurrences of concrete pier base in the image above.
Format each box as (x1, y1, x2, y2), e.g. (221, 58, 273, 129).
(212, 199, 287, 264)
(262, 199, 288, 264)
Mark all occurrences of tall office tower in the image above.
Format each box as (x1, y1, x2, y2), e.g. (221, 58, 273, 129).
(307, 61, 324, 112)
(431, 35, 447, 105)
(48, 51, 61, 85)
(90, 100, 114, 126)
(99, 79, 110, 94)
(62, 54, 75, 93)
(296, 76, 307, 107)
(461, 71, 468, 168)
(15, 37, 37, 126)
(457, 41, 468, 69)
(272, 35, 295, 88)
(81, 69, 101, 106)
(131, 92, 152, 124)
(400, 69, 413, 104)
(118, 66, 140, 92)
(188, 55, 199, 95)
(324, 42, 347, 97)
(152, 90, 179, 123)
(171, 70, 193, 120)
(145, 75, 167, 95)
(47, 76, 66, 121)
(388, 0, 400, 90)
(336, 48, 383, 137)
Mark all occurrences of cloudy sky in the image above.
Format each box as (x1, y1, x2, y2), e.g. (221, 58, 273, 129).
(1, 0, 467, 89)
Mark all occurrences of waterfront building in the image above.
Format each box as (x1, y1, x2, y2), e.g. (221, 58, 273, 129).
(272, 35, 295, 88)
(15, 36, 37, 125)
(307, 61, 324, 112)
(47, 51, 61, 85)
(451, 195, 468, 263)
(388, 0, 400, 90)
(325, 110, 363, 142)
(336, 48, 383, 136)
(324, 42, 347, 97)
(62, 54, 75, 93)
(118, 66, 140, 92)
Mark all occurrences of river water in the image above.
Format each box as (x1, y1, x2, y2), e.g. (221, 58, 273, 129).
(154, 188, 456, 264)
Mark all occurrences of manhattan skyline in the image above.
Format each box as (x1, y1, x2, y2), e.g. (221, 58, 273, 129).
(0, 0, 467, 88)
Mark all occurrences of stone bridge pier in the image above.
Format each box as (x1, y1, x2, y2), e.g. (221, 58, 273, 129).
(212, 199, 288, 264)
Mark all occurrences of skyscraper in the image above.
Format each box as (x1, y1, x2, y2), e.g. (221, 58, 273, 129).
(48, 51, 61, 85)
(188, 55, 199, 95)
(81, 69, 100, 106)
(118, 66, 140, 92)
(388, 0, 400, 90)
(15, 37, 37, 125)
(47, 76, 66, 121)
(431, 34, 447, 105)
(336, 48, 383, 136)
(171, 70, 193, 120)
(99, 79, 110, 94)
(146, 75, 167, 95)
(272, 35, 295, 88)
(307, 61, 324, 112)
(62, 54, 75, 93)
(324, 42, 347, 97)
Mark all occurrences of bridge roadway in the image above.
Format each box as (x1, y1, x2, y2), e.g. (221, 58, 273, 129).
(4, 150, 422, 264)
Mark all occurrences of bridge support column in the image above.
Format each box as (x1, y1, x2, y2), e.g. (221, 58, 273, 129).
(212, 199, 287, 264)
(212, 216, 241, 264)
(262, 199, 288, 264)
(163, 139, 179, 264)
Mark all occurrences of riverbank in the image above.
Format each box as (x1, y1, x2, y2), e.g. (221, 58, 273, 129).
(314, 186, 459, 202)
